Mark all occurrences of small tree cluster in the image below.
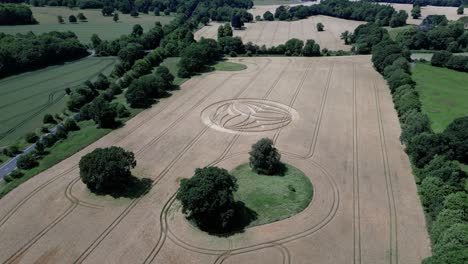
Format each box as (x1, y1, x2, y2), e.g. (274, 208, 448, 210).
(249, 138, 282, 175)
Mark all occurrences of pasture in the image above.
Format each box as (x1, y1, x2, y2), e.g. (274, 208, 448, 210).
(382, 3, 467, 25)
(0, 56, 118, 148)
(195, 15, 364, 50)
(0, 56, 430, 263)
(412, 62, 468, 133)
(0, 6, 173, 43)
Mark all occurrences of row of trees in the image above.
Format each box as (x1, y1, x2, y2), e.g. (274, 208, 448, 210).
(0, 3, 37, 25)
(431, 51, 468, 72)
(396, 18, 468, 52)
(366, 24, 468, 264)
(0, 31, 89, 78)
(269, 0, 406, 27)
(370, 0, 467, 7)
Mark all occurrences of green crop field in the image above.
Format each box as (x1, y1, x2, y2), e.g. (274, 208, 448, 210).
(0, 56, 118, 148)
(0, 6, 173, 43)
(412, 63, 468, 133)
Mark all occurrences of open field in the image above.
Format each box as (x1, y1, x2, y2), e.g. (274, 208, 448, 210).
(412, 63, 468, 133)
(0, 56, 118, 148)
(0, 7, 173, 43)
(380, 3, 467, 25)
(249, 1, 316, 17)
(253, 0, 304, 6)
(195, 15, 364, 50)
(0, 56, 430, 263)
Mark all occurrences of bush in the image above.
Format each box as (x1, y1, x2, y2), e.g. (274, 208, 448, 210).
(79, 146, 136, 194)
(263, 11, 274, 21)
(431, 50, 452, 67)
(42, 134, 58, 148)
(16, 153, 38, 170)
(176, 167, 238, 230)
(3, 145, 20, 157)
(69, 15, 77, 23)
(43, 114, 56, 124)
(419, 176, 455, 218)
(55, 125, 68, 139)
(316, 22, 324, 31)
(63, 118, 80, 131)
(249, 138, 283, 175)
(25, 132, 38, 143)
(3, 175, 13, 182)
(9, 170, 24, 179)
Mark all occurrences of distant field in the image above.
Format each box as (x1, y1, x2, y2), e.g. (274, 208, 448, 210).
(412, 63, 468, 132)
(0, 56, 118, 147)
(195, 15, 363, 50)
(381, 3, 466, 25)
(253, 0, 303, 6)
(0, 6, 173, 43)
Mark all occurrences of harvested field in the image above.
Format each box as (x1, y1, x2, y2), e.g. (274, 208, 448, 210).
(0, 7, 173, 43)
(195, 15, 364, 50)
(380, 3, 467, 25)
(0, 56, 118, 148)
(0, 56, 430, 263)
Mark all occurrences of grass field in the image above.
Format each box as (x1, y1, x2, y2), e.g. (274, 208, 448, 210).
(214, 60, 247, 71)
(0, 56, 118, 148)
(412, 63, 468, 132)
(0, 6, 173, 43)
(231, 163, 313, 227)
(386, 25, 414, 40)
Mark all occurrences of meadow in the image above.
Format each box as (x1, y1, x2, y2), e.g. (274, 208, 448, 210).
(0, 6, 173, 43)
(412, 63, 468, 133)
(0, 56, 118, 148)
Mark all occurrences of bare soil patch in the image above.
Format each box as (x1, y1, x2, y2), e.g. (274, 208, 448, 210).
(0, 56, 430, 263)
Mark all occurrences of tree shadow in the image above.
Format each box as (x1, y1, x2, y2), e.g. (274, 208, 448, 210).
(92, 176, 153, 199)
(200, 201, 258, 237)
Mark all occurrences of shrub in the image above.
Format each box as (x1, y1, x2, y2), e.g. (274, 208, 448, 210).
(55, 125, 68, 139)
(16, 153, 38, 170)
(263, 11, 274, 21)
(419, 176, 455, 218)
(316, 22, 324, 31)
(176, 167, 238, 230)
(9, 170, 24, 179)
(431, 50, 452, 67)
(63, 118, 80, 131)
(43, 114, 56, 124)
(25, 132, 38, 143)
(4, 175, 13, 182)
(69, 15, 77, 23)
(42, 134, 58, 148)
(3, 145, 20, 157)
(249, 138, 282, 175)
(79, 146, 136, 194)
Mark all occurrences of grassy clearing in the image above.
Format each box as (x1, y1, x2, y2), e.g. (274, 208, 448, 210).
(0, 56, 118, 148)
(0, 6, 173, 43)
(386, 25, 414, 40)
(159, 57, 188, 86)
(412, 63, 468, 133)
(214, 61, 247, 71)
(231, 163, 313, 227)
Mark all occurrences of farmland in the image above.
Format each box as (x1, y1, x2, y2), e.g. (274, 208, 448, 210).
(0, 56, 430, 263)
(195, 15, 364, 50)
(0, 6, 173, 43)
(412, 62, 468, 133)
(383, 3, 467, 25)
(0, 56, 118, 148)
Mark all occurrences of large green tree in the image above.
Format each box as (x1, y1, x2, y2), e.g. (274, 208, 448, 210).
(249, 138, 282, 175)
(176, 167, 238, 230)
(79, 146, 136, 194)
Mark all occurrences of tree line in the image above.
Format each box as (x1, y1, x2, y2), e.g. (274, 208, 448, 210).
(350, 22, 468, 264)
(431, 51, 468, 72)
(370, 0, 467, 7)
(0, 3, 37, 25)
(268, 0, 407, 27)
(0, 31, 89, 78)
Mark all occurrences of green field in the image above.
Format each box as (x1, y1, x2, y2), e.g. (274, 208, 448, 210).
(214, 61, 247, 71)
(412, 63, 468, 132)
(386, 25, 414, 40)
(231, 163, 313, 227)
(0, 56, 118, 148)
(0, 6, 173, 43)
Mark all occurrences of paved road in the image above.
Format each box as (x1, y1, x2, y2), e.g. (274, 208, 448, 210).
(0, 127, 58, 180)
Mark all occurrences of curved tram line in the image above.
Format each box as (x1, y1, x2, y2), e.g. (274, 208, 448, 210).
(155, 64, 338, 264)
(0, 59, 266, 264)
